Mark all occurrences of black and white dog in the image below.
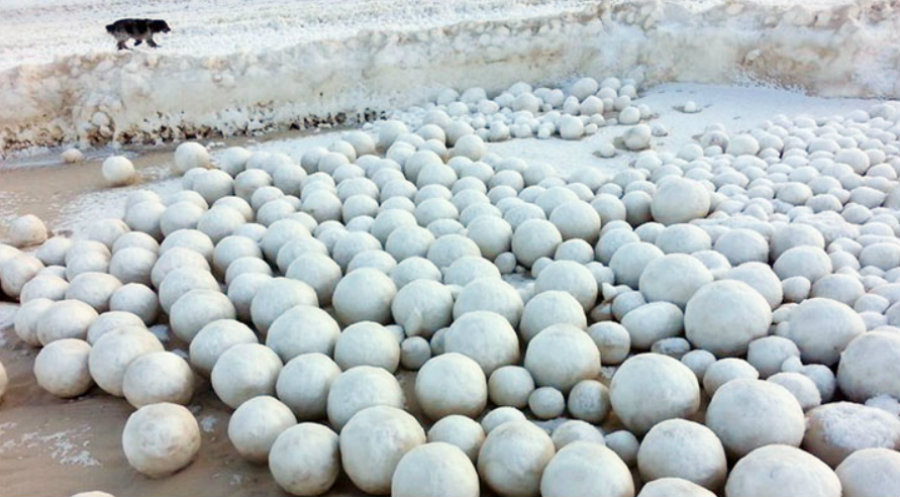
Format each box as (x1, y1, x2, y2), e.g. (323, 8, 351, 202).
(106, 19, 171, 50)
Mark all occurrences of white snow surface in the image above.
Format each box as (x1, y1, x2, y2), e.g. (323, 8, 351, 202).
(1, 0, 897, 154)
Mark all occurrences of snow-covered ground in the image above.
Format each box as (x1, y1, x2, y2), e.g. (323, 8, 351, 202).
(1, 0, 898, 155)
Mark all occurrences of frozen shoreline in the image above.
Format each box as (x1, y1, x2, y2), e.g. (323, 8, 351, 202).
(1, 0, 898, 155)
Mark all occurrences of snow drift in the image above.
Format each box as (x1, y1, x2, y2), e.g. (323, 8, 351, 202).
(1, 0, 898, 153)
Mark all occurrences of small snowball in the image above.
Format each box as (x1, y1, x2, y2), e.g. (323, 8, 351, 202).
(8, 214, 48, 248)
(101, 156, 136, 186)
(34, 338, 94, 397)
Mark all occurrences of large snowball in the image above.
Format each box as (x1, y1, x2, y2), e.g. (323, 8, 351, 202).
(416, 353, 487, 420)
(326, 366, 404, 430)
(637, 419, 727, 490)
(452, 277, 523, 326)
(725, 445, 841, 497)
(706, 379, 805, 458)
(332, 268, 397, 325)
(174, 142, 211, 174)
(524, 324, 600, 392)
(541, 441, 633, 497)
(210, 343, 282, 408)
(534, 260, 598, 311)
(684, 280, 771, 356)
(36, 299, 98, 345)
(276, 352, 341, 421)
(266, 305, 341, 362)
(122, 351, 194, 408)
(187, 319, 257, 377)
(803, 402, 900, 467)
(391, 442, 479, 497)
(170, 289, 236, 343)
(519, 291, 586, 342)
(89, 329, 163, 396)
(780, 298, 865, 366)
(122, 402, 200, 478)
(835, 448, 900, 497)
(340, 405, 426, 495)
(651, 178, 710, 225)
(8, 214, 48, 248)
(391, 279, 453, 338)
(639, 254, 712, 307)
(837, 331, 900, 402)
(512, 219, 562, 267)
(227, 395, 296, 463)
(478, 420, 556, 497)
(101, 156, 136, 186)
(609, 353, 700, 435)
(334, 321, 400, 372)
(269, 423, 340, 496)
(33, 338, 93, 397)
(250, 277, 319, 335)
(444, 311, 520, 375)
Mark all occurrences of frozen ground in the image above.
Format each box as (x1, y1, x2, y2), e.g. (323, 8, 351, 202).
(1, 0, 897, 154)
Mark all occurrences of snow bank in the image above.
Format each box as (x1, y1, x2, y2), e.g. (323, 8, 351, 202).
(1, 0, 897, 153)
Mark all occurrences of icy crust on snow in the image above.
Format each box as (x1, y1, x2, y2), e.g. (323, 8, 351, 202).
(1, 0, 898, 153)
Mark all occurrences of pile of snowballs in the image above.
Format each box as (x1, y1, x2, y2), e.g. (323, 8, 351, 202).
(1, 76, 900, 497)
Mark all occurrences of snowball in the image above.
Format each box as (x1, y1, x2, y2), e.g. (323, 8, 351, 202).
(275, 352, 340, 421)
(340, 405, 426, 495)
(637, 418, 727, 490)
(655, 223, 712, 254)
(326, 366, 404, 430)
(773, 246, 832, 283)
(400, 336, 431, 370)
(638, 478, 716, 497)
(684, 280, 771, 356)
(8, 214, 48, 248)
(108, 247, 156, 286)
(427, 415, 485, 462)
(639, 253, 712, 308)
(33, 338, 93, 397)
(488, 365, 535, 409)
(586, 322, 631, 365)
(651, 178, 710, 225)
(453, 279, 522, 329)
(101, 156, 136, 186)
(835, 448, 900, 497)
(533, 260, 598, 311)
(540, 441, 633, 497)
(623, 124, 652, 150)
(512, 219, 563, 267)
(36, 299, 99, 345)
(524, 324, 600, 392)
(725, 444, 841, 497)
(0, 253, 43, 298)
(609, 353, 700, 435)
(268, 423, 340, 496)
(391, 279, 453, 338)
(528, 386, 565, 419)
(332, 268, 396, 325)
(391, 442, 479, 497)
(604, 430, 639, 467)
(187, 319, 257, 377)
(768, 372, 822, 410)
(706, 379, 805, 458)
(703, 358, 759, 396)
(478, 420, 555, 497)
(444, 311, 520, 375)
(334, 321, 400, 372)
(227, 395, 296, 463)
(19, 273, 68, 302)
(122, 403, 200, 478)
(746, 335, 800, 378)
(837, 331, 900, 402)
(621, 301, 684, 349)
(109, 283, 159, 325)
(210, 343, 282, 409)
(61, 148, 84, 163)
(169, 289, 235, 343)
(173, 142, 210, 174)
(780, 297, 864, 365)
(250, 277, 318, 335)
(519, 291, 586, 343)
(65, 272, 121, 312)
(550, 420, 604, 450)
(123, 351, 194, 408)
(609, 241, 664, 288)
(803, 402, 900, 467)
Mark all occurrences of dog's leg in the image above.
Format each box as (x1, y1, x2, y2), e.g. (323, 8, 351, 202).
(117, 40, 128, 50)
(148, 35, 158, 48)
(134, 39, 143, 46)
